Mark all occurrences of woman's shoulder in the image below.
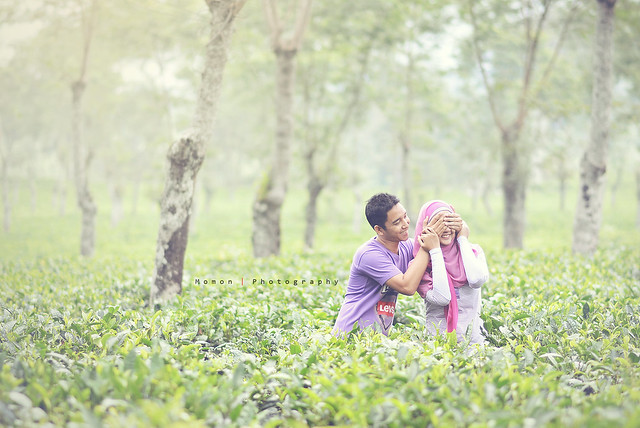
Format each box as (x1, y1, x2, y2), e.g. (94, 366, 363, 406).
(460, 237, 485, 254)
(469, 242, 485, 253)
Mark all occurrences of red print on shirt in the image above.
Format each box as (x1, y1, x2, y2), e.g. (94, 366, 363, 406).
(376, 301, 396, 317)
(376, 291, 397, 333)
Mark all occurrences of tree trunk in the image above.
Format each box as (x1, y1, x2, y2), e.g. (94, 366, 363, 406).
(29, 165, 36, 213)
(110, 181, 123, 227)
(71, 80, 97, 257)
(471, 181, 479, 212)
(304, 170, 323, 251)
(352, 185, 362, 235)
(252, 0, 311, 258)
(58, 180, 67, 216)
(71, 0, 98, 258)
(400, 133, 411, 216)
(151, 137, 204, 304)
(299, 36, 370, 251)
(469, 0, 571, 249)
(636, 163, 640, 228)
(400, 52, 415, 216)
(1, 156, 9, 233)
(203, 181, 214, 214)
(609, 162, 623, 207)
(501, 127, 526, 248)
(572, 0, 616, 256)
(559, 175, 567, 211)
(151, 0, 245, 305)
(190, 182, 199, 234)
(0, 117, 8, 233)
(132, 178, 140, 215)
(55, 144, 69, 216)
(53, 173, 68, 216)
(481, 175, 494, 217)
(252, 48, 297, 257)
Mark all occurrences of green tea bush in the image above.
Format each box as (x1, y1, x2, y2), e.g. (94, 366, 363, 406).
(1, 243, 639, 427)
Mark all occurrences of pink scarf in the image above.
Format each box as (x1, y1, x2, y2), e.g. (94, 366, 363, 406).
(411, 200, 467, 333)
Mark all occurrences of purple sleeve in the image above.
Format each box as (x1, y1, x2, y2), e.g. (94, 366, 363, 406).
(354, 248, 403, 287)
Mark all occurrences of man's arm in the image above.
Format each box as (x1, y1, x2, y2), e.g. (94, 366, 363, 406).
(385, 227, 440, 295)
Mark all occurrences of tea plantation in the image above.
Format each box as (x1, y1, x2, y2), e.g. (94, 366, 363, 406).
(1, 245, 639, 427)
(1, 185, 640, 427)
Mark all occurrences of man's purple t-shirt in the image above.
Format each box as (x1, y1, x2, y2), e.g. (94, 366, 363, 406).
(332, 237, 415, 336)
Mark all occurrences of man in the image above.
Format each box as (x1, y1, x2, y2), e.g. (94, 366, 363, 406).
(332, 193, 441, 336)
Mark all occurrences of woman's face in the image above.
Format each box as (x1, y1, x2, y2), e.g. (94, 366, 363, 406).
(438, 226, 455, 246)
(427, 210, 455, 246)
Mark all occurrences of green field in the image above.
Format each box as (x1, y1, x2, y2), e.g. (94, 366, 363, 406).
(1, 180, 639, 427)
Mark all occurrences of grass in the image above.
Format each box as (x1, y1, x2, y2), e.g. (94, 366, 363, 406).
(0, 178, 639, 427)
(2, 174, 638, 260)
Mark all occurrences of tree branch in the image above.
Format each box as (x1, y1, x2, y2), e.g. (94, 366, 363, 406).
(262, 0, 281, 49)
(78, 0, 98, 83)
(516, 0, 551, 128)
(521, 0, 532, 46)
(469, 0, 505, 132)
(0, 117, 6, 162)
(319, 38, 374, 179)
(532, 0, 582, 99)
(290, 0, 313, 50)
(208, 0, 249, 46)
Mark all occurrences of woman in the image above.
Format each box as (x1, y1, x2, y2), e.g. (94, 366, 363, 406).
(410, 200, 489, 344)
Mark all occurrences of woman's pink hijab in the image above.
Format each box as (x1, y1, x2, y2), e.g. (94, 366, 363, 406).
(411, 200, 467, 333)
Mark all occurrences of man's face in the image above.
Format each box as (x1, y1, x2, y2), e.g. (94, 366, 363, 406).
(379, 203, 410, 242)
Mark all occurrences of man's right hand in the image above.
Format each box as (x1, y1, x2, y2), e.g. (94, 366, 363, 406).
(419, 227, 440, 251)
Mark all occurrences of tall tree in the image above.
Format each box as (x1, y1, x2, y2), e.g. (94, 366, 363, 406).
(636, 152, 640, 228)
(0, 117, 9, 233)
(71, 0, 98, 257)
(297, 0, 379, 250)
(98, 0, 209, 223)
(0, 4, 23, 234)
(0, 2, 74, 225)
(572, 0, 617, 255)
(468, 0, 579, 248)
(614, 1, 640, 228)
(299, 46, 371, 251)
(252, 0, 312, 257)
(151, 0, 247, 305)
(368, 1, 447, 217)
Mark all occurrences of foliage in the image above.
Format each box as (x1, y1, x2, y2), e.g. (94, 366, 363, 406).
(3, 0, 638, 218)
(1, 0, 639, 422)
(1, 244, 639, 427)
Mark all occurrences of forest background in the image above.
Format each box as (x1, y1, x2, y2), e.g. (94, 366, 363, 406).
(1, 0, 640, 426)
(0, 0, 639, 263)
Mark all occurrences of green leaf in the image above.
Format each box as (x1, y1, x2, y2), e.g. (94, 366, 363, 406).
(513, 312, 531, 322)
(9, 391, 32, 408)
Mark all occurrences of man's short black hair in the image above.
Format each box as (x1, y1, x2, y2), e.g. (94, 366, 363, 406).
(365, 193, 400, 230)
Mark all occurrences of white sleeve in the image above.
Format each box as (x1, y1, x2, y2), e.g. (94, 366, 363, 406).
(457, 236, 489, 289)
(425, 248, 451, 306)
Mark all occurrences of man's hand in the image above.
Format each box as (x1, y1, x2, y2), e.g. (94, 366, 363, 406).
(444, 213, 463, 233)
(459, 220, 470, 238)
(419, 227, 440, 251)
